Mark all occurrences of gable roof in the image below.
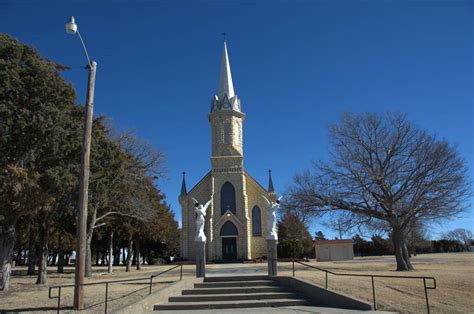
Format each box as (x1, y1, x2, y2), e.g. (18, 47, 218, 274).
(244, 171, 268, 194)
(187, 171, 212, 196)
(314, 239, 354, 246)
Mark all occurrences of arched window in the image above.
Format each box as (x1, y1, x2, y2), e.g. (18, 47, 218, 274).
(220, 221, 238, 236)
(252, 206, 262, 236)
(221, 182, 236, 215)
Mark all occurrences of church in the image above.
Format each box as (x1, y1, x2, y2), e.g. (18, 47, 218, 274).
(179, 40, 276, 261)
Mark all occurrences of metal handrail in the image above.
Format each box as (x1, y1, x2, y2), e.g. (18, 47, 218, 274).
(292, 260, 436, 313)
(48, 264, 183, 314)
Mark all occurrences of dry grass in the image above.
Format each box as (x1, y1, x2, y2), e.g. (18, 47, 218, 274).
(1, 253, 473, 313)
(277, 252, 474, 313)
(0, 264, 195, 313)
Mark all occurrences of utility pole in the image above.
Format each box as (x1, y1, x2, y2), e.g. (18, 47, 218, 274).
(74, 60, 97, 309)
(65, 16, 97, 310)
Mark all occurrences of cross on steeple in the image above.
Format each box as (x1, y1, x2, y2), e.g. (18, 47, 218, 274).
(222, 32, 227, 42)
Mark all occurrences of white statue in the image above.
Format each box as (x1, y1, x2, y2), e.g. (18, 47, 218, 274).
(262, 195, 283, 240)
(191, 198, 212, 242)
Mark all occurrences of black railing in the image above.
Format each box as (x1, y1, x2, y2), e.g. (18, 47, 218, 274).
(48, 264, 183, 314)
(292, 260, 436, 313)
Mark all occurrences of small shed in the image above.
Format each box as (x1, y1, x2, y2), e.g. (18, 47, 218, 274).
(314, 239, 354, 262)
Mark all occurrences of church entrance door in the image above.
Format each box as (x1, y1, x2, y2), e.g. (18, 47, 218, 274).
(222, 237, 237, 260)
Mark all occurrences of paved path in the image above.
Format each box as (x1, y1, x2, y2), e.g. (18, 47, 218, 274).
(206, 263, 266, 277)
(155, 306, 395, 313)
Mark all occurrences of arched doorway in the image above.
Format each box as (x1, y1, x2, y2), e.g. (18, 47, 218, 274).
(220, 221, 238, 260)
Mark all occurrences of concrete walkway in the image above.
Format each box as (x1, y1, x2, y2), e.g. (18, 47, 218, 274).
(154, 306, 395, 313)
(206, 263, 266, 277)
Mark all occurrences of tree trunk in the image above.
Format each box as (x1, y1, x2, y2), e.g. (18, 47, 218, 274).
(50, 252, 57, 266)
(113, 245, 120, 266)
(135, 239, 141, 270)
(85, 209, 97, 277)
(0, 224, 15, 291)
(392, 228, 409, 271)
(26, 227, 36, 275)
(56, 233, 64, 273)
(85, 233, 93, 277)
(27, 250, 36, 275)
(125, 235, 133, 272)
(122, 247, 126, 265)
(15, 248, 22, 266)
(402, 243, 415, 270)
(57, 251, 64, 273)
(95, 250, 99, 266)
(108, 231, 113, 273)
(36, 218, 50, 284)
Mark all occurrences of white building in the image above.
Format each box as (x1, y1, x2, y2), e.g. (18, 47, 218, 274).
(314, 239, 354, 262)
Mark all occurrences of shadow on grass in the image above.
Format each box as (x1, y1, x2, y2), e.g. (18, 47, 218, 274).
(84, 280, 175, 311)
(11, 269, 75, 277)
(0, 305, 74, 313)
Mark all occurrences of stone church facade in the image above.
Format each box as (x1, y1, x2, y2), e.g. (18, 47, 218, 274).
(179, 40, 275, 261)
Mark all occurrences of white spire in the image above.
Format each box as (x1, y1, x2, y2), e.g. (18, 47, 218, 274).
(217, 40, 235, 99)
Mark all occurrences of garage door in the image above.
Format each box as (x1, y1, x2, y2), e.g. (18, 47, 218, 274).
(319, 247, 330, 261)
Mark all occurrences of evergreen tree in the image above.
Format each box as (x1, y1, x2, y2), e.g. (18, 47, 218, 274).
(277, 212, 314, 257)
(0, 34, 80, 289)
(314, 231, 326, 241)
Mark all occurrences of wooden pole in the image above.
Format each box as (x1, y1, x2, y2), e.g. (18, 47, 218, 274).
(74, 61, 97, 310)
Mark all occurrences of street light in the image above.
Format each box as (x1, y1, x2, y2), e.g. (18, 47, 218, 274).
(65, 16, 97, 310)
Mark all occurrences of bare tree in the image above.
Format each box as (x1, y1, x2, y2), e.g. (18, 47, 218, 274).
(405, 221, 430, 256)
(322, 212, 357, 239)
(84, 130, 165, 277)
(443, 228, 473, 250)
(286, 112, 471, 271)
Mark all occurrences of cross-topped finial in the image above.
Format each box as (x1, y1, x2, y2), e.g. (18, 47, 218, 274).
(268, 169, 275, 193)
(222, 32, 227, 42)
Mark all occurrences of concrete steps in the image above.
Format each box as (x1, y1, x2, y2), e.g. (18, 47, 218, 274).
(154, 298, 311, 310)
(154, 275, 312, 311)
(194, 280, 278, 288)
(182, 286, 285, 295)
(203, 275, 269, 282)
(169, 292, 300, 302)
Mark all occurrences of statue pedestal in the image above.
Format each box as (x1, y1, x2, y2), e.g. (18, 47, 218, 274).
(267, 239, 278, 277)
(195, 241, 206, 278)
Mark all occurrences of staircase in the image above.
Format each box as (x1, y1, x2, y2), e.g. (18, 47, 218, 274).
(153, 275, 311, 311)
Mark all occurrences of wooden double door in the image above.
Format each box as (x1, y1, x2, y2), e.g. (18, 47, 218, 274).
(222, 237, 237, 260)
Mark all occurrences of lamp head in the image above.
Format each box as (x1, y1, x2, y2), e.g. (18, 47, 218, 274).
(65, 16, 78, 35)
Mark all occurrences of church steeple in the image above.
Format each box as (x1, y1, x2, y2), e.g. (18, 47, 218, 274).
(209, 38, 245, 171)
(211, 39, 241, 113)
(217, 40, 235, 100)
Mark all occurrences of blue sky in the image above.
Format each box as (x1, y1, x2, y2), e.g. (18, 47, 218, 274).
(2, 0, 472, 240)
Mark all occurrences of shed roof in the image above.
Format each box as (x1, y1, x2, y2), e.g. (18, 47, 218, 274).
(313, 239, 354, 246)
